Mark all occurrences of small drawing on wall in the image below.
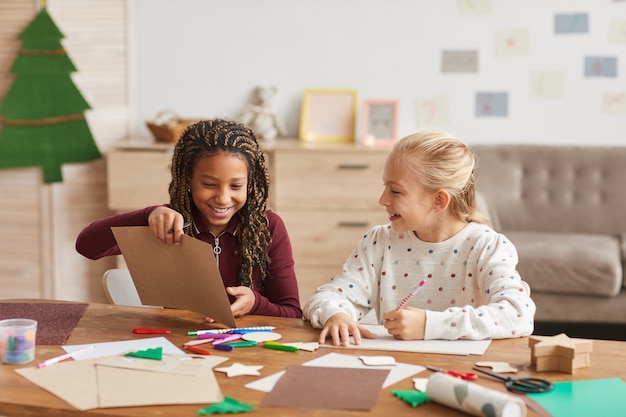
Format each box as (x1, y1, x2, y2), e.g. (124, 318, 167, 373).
(360, 99, 398, 146)
(609, 20, 626, 44)
(458, 0, 492, 15)
(475, 92, 508, 117)
(530, 71, 564, 98)
(494, 29, 529, 57)
(299, 89, 358, 143)
(416, 96, 449, 127)
(603, 93, 626, 114)
(441, 50, 478, 73)
(554, 13, 589, 34)
(584, 56, 618, 77)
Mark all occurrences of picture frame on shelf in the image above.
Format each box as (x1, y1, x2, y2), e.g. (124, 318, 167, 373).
(360, 99, 399, 146)
(299, 89, 358, 143)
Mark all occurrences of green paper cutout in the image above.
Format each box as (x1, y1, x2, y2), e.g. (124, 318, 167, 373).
(0, 7, 102, 183)
(527, 378, 626, 417)
(125, 347, 163, 360)
(391, 390, 431, 408)
(197, 396, 255, 415)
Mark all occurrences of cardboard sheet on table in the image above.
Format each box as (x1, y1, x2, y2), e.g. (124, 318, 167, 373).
(246, 352, 424, 392)
(96, 354, 228, 375)
(111, 226, 236, 328)
(15, 354, 227, 410)
(261, 365, 389, 410)
(320, 324, 491, 355)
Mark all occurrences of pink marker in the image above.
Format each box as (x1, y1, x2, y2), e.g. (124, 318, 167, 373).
(396, 279, 427, 310)
(184, 339, 214, 347)
(212, 334, 242, 345)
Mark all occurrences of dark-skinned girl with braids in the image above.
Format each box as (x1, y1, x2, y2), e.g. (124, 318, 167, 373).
(76, 119, 302, 319)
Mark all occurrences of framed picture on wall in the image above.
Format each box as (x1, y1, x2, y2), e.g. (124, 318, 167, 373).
(360, 99, 399, 146)
(299, 89, 358, 143)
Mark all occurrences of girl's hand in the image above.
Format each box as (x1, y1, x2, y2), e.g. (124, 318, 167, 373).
(382, 307, 426, 340)
(227, 286, 255, 317)
(319, 313, 377, 347)
(148, 206, 186, 245)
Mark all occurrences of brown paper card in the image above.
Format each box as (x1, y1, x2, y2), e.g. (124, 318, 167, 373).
(262, 365, 389, 410)
(111, 226, 236, 327)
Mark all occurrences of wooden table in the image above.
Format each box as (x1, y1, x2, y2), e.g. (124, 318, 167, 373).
(1, 300, 625, 417)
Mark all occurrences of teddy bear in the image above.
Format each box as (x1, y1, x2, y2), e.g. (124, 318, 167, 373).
(239, 86, 286, 142)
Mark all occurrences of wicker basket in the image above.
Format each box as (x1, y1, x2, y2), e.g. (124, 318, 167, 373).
(145, 110, 200, 143)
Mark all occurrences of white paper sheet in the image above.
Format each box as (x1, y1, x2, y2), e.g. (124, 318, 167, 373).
(319, 325, 491, 356)
(245, 352, 425, 392)
(61, 336, 185, 360)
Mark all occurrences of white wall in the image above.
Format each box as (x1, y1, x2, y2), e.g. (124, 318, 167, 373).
(131, 0, 626, 145)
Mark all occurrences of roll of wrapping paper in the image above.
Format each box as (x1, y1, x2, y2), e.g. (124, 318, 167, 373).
(426, 372, 527, 417)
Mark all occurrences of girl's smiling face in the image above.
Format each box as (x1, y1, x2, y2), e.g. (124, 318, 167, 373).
(188, 152, 248, 235)
(378, 153, 436, 234)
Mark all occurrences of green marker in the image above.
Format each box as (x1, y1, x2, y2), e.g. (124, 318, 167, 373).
(222, 340, 258, 348)
(263, 342, 298, 352)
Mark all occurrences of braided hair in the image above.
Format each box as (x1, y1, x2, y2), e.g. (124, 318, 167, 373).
(169, 119, 271, 287)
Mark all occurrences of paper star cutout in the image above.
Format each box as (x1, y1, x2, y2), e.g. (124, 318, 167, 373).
(215, 362, 263, 377)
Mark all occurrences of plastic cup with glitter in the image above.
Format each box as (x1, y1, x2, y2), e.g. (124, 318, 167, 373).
(0, 318, 38, 364)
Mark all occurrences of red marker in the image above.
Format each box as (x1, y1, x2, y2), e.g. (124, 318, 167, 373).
(132, 328, 171, 334)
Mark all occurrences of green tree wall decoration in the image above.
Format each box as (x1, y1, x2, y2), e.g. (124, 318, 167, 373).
(0, 6, 102, 183)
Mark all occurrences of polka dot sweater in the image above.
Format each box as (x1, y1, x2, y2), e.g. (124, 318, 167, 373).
(303, 222, 536, 340)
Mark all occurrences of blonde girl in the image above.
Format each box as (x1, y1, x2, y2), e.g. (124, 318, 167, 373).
(304, 131, 535, 346)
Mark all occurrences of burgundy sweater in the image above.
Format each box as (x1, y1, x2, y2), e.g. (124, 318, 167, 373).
(75, 206, 302, 318)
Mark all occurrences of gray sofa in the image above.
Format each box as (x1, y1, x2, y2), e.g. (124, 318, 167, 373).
(472, 145, 626, 327)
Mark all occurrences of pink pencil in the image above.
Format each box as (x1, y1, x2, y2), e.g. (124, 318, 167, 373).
(37, 345, 94, 368)
(396, 279, 427, 310)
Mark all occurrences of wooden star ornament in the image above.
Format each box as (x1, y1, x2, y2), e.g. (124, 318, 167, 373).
(528, 333, 593, 373)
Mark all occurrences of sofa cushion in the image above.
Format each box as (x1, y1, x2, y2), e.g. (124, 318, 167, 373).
(473, 145, 626, 236)
(505, 231, 622, 297)
(476, 191, 501, 231)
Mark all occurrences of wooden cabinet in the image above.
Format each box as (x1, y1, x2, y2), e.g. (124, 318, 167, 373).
(107, 144, 174, 211)
(272, 143, 390, 303)
(106, 139, 392, 306)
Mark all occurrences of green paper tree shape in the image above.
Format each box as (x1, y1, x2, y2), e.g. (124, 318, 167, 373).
(197, 397, 255, 415)
(125, 347, 163, 360)
(391, 390, 431, 408)
(0, 7, 102, 183)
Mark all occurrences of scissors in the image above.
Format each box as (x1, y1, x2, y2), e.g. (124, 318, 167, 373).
(426, 365, 478, 380)
(472, 367, 553, 394)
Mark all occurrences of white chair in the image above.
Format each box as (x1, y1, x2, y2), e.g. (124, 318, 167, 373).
(102, 269, 143, 306)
